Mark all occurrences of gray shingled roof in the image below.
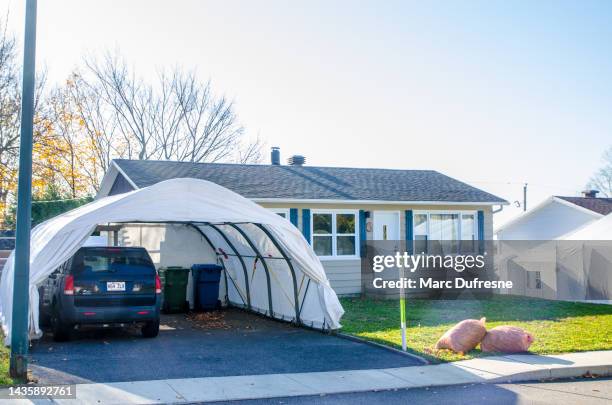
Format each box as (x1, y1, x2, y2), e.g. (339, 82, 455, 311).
(556, 196, 612, 215)
(113, 159, 507, 203)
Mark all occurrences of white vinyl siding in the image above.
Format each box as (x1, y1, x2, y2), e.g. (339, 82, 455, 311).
(320, 259, 361, 295)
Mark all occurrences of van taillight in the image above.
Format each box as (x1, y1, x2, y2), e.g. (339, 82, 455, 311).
(155, 275, 162, 294)
(64, 275, 74, 295)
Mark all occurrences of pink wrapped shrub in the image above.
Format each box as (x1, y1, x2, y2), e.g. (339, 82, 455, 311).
(480, 326, 534, 353)
(435, 317, 487, 354)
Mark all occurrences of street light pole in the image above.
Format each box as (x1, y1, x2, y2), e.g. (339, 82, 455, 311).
(10, 0, 38, 380)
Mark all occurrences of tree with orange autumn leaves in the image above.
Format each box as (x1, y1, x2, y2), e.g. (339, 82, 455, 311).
(33, 82, 102, 199)
(0, 17, 104, 223)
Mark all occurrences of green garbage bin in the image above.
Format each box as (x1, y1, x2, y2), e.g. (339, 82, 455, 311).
(159, 266, 190, 313)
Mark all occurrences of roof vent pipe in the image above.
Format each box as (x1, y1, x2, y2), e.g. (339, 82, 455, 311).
(271, 147, 280, 165)
(288, 155, 305, 166)
(582, 189, 599, 198)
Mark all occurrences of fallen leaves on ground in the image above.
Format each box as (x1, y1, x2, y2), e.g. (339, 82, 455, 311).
(187, 311, 231, 330)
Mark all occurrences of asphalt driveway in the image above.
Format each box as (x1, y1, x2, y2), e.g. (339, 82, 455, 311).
(29, 308, 421, 384)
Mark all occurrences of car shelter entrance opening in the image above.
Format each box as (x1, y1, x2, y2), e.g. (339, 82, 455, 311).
(0, 178, 344, 344)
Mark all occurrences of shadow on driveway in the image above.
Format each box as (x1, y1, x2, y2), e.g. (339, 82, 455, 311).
(29, 308, 421, 384)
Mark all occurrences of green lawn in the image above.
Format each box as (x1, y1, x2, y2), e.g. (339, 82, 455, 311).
(0, 297, 608, 383)
(339, 296, 612, 363)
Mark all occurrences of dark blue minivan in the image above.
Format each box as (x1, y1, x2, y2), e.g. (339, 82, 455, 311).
(39, 246, 162, 341)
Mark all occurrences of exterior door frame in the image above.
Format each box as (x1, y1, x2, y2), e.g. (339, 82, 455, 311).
(372, 210, 401, 241)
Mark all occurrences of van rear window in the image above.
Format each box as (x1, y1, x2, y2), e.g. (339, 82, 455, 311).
(72, 249, 155, 274)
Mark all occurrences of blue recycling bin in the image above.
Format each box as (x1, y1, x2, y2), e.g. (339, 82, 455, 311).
(191, 264, 222, 311)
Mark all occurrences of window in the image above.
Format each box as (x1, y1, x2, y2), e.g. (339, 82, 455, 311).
(74, 249, 155, 275)
(311, 211, 358, 258)
(413, 211, 478, 254)
(430, 213, 459, 253)
(414, 213, 428, 254)
(313, 213, 332, 256)
(461, 213, 476, 253)
(529, 271, 542, 290)
(268, 208, 290, 219)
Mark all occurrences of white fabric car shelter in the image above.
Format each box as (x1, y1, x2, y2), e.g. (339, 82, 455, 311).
(0, 178, 345, 345)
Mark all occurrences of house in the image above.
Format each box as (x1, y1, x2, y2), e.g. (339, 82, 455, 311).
(495, 209, 612, 303)
(495, 190, 612, 241)
(97, 149, 507, 296)
(494, 190, 612, 303)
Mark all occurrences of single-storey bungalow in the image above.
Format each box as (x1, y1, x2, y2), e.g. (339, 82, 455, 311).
(97, 150, 507, 296)
(495, 191, 612, 241)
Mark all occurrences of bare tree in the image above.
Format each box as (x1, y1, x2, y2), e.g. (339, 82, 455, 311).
(66, 71, 121, 191)
(81, 52, 257, 164)
(170, 69, 244, 162)
(236, 134, 265, 164)
(150, 69, 184, 160)
(1, 42, 264, 222)
(84, 53, 157, 160)
(588, 146, 612, 197)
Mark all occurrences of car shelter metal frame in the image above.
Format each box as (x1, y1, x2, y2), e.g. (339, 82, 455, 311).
(110, 220, 305, 327)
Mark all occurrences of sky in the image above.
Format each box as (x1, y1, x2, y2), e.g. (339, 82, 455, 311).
(3, 0, 612, 228)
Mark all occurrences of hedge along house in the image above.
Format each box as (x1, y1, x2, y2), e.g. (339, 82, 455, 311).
(97, 149, 508, 297)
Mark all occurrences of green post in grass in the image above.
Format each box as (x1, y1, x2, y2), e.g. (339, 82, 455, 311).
(400, 296, 407, 351)
(399, 268, 407, 351)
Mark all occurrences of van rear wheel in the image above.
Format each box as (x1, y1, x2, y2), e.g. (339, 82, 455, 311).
(142, 319, 159, 338)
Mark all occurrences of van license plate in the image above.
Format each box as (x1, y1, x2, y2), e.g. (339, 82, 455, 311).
(107, 282, 125, 292)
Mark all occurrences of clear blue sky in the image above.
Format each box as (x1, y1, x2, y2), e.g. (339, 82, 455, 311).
(4, 0, 612, 227)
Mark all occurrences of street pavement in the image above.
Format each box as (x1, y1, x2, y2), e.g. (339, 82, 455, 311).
(203, 377, 612, 405)
(4, 350, 607, 404)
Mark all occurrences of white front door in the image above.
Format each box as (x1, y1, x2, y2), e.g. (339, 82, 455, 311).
(373, 211, 400, 241)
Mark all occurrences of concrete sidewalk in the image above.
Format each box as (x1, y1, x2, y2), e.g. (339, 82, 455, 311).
(7, 351, 612, 404)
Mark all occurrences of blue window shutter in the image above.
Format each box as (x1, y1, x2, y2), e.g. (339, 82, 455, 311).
(302, 209, 311, 243)
(405, 210, 414, 254)
(477, 210, 485, 253)
(289, 208, 298, 227)
(359, 210, 367, 258)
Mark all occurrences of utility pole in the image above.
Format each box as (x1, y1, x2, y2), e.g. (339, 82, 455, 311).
(523, 183, 528, 212)
(10, 0, 37, 380)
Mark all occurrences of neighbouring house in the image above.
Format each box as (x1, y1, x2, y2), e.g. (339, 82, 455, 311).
(495, 190, 612, 241)
(97, 148, 507, 297)
(494, 191, 612, 303)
